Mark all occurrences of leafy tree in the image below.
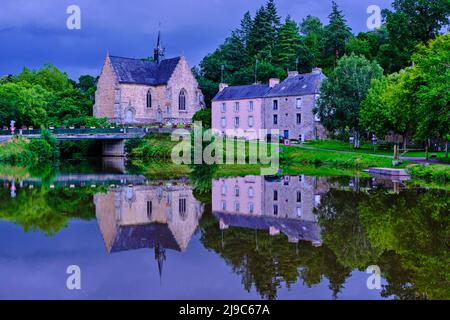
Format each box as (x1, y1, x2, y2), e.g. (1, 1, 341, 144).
(361, 34, 449, 147)
(322, 1, 352, 68)
(192, 108, 212, 129)
(16, 64, 71, 92)
(410, 34, 450, 142)
(346, 28, 389, 65)
(360, 72, 417, 148)
(0, 81, 51, 127)
(77, 75, 98, 102)
(381, 0, 450, 72)
(315, 54, 383, 147)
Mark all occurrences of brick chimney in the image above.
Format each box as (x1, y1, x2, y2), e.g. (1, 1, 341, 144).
(219, 83, 228, 92)
(269, 78, 280, 88)
(288, 71, 299, 77)
(312, 67, 322, 74)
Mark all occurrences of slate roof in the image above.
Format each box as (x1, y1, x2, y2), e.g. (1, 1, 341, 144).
(108, 55, 181, 86)
(110, 223, 181, 253)
(265, 72, 326, 97)
(212, 71, 326, 101)
(213, 212, 321, 244)
(212, 84, 271, 102)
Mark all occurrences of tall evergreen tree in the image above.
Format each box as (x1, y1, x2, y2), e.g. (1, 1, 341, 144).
(248, 4, 278, 59)
(273, 16, 302, 71)
(300, 15, 325, 69)
(239, 11, 253, 48)
(266, 0, 281, 28)
(322, 1, 352, 68)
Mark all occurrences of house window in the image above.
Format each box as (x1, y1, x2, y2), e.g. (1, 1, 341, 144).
(273, 100, 278, 110)
(146, 90, 152, 108)
(235, 187, 240, 197)
(296, 207, 303, 218)
(179, 90, 186, 111)
(235, 202, 240, 212)
(248, 202, 254, 214)
(296, 113, 302, 124)
(248, 187, 254, 198)
(297, 192, 302, 203)
(221, 185, 227, 196)
(273, 190, 278, 201)
(296, 98, 303, 109)
(273, 204, 278, 216)
(221, 117, 227, 128)
(273, 114, 278, 125)
(234, 117, 240, 127)
(179, 198, 187, 218)
(234, 102, 240, 112)
(147, 201, 152, 219)
(221, 200, 227, 211)
(221, 103, 226, 113)
(248, 101, 254, 112)
(248, 116, 254, 127)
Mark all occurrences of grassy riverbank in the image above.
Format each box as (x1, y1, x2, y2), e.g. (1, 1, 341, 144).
(127, 133, 412, 170)
(407, 164, 449, 184)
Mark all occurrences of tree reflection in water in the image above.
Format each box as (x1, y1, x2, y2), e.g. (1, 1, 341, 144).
(0, 173, 448, 300)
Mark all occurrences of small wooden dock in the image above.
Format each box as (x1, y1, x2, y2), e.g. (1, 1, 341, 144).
(368, 168, 410, 181)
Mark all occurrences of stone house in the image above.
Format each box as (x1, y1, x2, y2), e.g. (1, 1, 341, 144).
(212, 68, 327, 141)
(94, 35, 203, 125)
(211, 83, 273, 139)
(211, 175, 327, 245)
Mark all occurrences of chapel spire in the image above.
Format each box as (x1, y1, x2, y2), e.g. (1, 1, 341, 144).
(153, 26, 165, 63)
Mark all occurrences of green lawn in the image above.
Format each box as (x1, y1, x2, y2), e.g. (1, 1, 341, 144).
(301, 139, 448, 159)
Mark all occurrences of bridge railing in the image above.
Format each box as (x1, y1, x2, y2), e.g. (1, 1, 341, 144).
(0, 127, 147, 136)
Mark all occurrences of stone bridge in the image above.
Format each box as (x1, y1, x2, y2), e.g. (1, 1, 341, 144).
(0, 127, 186, 156)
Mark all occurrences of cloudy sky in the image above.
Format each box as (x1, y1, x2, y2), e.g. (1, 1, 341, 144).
(0, 0, 392, 80)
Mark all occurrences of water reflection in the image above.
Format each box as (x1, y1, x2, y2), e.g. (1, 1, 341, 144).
(95, 182, 204, 254)
(0, 170, 448, 300)
(212, 175, 325, 246)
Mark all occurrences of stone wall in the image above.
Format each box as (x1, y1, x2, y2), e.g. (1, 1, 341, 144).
(94, 56, 117, 120)
(166, 56, 203, 124)
(263, 94, 327, 141)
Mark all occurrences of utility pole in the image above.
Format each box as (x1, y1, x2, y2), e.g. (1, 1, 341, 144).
(254, 59, 258, 84)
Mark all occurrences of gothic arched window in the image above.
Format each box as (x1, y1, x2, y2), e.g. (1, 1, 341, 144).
(179, 89, 186, 111)
(146, 90, 152, 108)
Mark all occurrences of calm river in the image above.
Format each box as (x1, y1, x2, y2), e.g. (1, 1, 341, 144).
(0, 159, 448, 300)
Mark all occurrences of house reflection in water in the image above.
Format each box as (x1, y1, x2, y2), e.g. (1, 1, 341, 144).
(212, 175, 329, 246)
(95, 181, 204, 257)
